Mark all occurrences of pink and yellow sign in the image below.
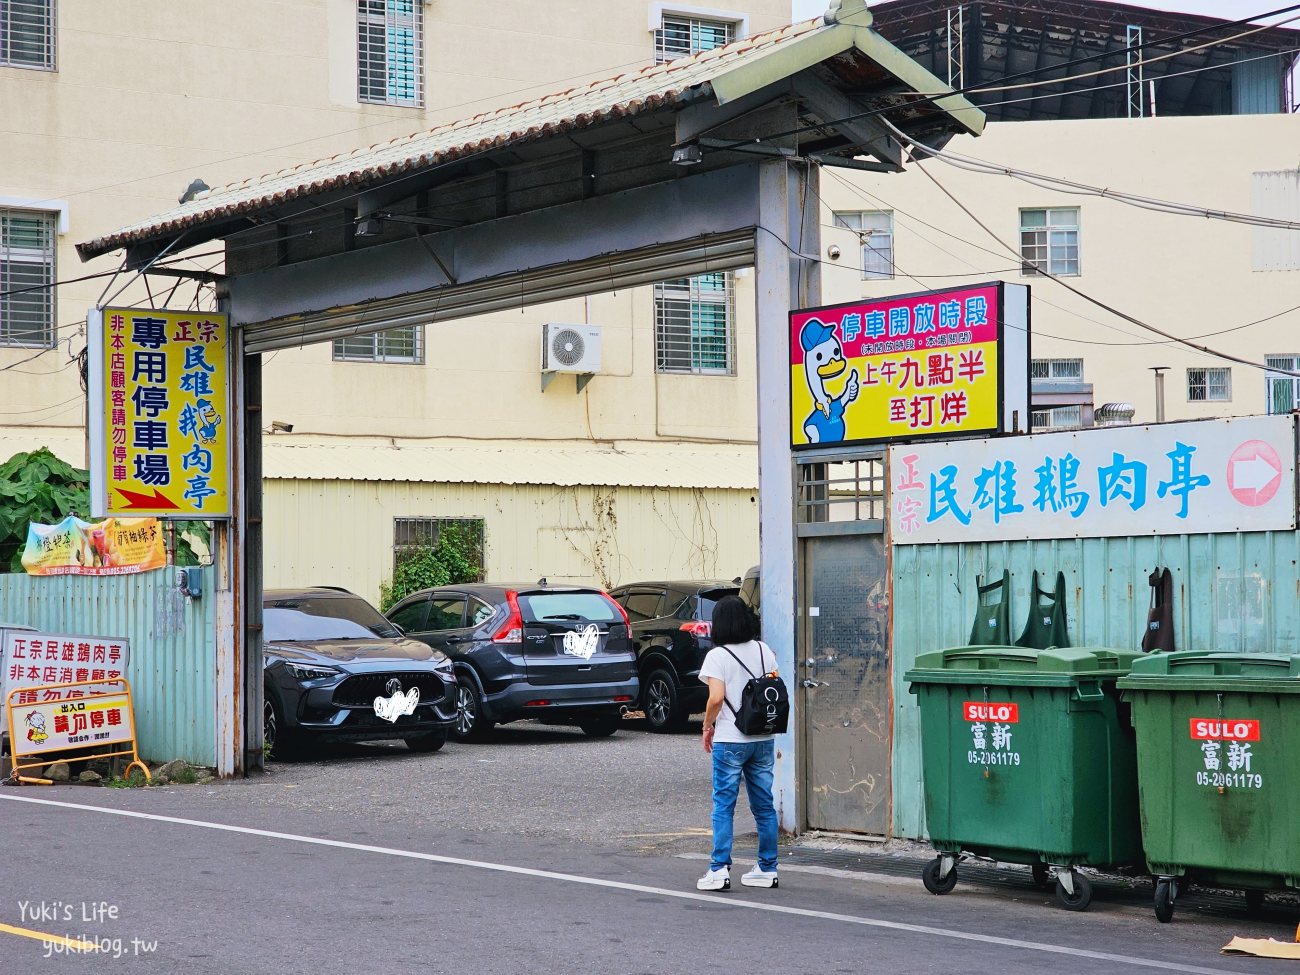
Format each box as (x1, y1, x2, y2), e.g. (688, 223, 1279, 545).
(790, 283, 1015, 449)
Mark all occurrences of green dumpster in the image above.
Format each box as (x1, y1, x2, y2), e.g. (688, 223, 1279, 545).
(906, 645, 1144, 911)
(1117, 651, 1300, 923)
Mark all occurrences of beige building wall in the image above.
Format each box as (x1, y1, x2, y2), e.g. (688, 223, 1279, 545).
(817, 114, 1300, 425)
(264, 478, 760, 605)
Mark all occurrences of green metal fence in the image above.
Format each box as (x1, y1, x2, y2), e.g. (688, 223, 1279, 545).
(0, 568, 216, 766)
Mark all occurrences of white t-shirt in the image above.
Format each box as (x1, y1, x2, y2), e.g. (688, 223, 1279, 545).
(698, 640, 778, 744)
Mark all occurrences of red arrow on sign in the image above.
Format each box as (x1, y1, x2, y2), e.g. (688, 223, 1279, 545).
(117, 488, 179, 510)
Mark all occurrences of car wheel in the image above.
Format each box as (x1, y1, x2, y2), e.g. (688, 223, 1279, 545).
(578, 714, 622, 738)
(643, 668, 688, 733)
(451, 674, 493, 742)
(263, 690, 299, 759)
(405, 730, 448, 752)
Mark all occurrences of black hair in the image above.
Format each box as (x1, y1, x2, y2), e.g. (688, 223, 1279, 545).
(711, 594, 757, 646)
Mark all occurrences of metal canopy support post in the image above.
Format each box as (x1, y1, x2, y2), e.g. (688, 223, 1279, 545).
(213, 313, 245, 776)
(243, 347, 265, 772)
(1127, 25, 1146, 118)
(756, 158, 820, 833)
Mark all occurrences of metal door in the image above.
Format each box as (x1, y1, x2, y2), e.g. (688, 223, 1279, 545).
(802, 532, 890, 834)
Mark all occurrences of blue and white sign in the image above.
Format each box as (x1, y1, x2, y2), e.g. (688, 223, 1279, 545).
(890, 415, 1297, 545)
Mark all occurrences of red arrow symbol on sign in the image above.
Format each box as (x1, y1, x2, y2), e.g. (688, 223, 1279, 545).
(117, 488, 179, 510)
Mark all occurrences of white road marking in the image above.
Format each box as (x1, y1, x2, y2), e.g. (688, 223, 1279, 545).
(0, 794, 1234, 975)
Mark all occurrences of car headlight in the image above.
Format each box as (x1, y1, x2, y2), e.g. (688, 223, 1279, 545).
(430, 651, 453, 673)
(284, 662, 341, 681)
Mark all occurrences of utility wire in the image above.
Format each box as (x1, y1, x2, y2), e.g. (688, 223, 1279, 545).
(880, 122, 1300, 379)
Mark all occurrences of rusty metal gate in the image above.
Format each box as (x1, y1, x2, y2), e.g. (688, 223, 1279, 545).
(797, 455, 890, 834)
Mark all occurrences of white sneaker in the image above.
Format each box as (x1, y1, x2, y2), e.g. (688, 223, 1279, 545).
(696, 866, 730, 891)
(741, 866, 779, 888)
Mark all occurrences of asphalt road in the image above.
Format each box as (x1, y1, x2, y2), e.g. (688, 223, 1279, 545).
(0, 718, 1293, 975)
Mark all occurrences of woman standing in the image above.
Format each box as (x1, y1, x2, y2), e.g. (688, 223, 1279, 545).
(695, 594, 779, 891)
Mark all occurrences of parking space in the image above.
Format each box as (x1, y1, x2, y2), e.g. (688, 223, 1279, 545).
(196, 715, 750, 856)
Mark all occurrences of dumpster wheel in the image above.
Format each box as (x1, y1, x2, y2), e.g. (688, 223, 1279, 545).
(922, 857, 958, 895)
(1055, 870, 1092, 911)
(1154, 878, 1177, 923)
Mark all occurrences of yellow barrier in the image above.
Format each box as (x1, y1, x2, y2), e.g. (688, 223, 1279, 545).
(6, 678, 150, 785)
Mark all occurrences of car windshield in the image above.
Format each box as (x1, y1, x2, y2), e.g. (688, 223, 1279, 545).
(263, 595, 401, 642)
(519, 592, 621, 624)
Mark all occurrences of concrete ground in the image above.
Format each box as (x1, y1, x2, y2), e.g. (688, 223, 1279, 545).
(1, 716, 1294, 975)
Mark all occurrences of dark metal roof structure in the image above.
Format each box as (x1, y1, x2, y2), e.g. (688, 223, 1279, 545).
(867, 0, 1300, 121)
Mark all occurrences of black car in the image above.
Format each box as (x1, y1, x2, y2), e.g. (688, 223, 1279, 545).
(608, 581, 739, 733)
(385, 583, 638, 741)
(262, 587, 458, 756)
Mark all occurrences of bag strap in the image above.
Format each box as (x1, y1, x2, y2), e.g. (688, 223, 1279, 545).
(719, 644, 760, 718)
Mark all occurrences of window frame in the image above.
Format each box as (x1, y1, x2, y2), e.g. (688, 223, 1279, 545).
(0, 0, 56, 71)
(1019, 207, 1081, 277)
(0, 207, 57, 349)
(624, 590, 666, 623)
(392, 516, 485, 580)
(1187, 367, 1232, 403)
(426, 596, 467, 632)
(1266, 355, 1300, 414)
(650, 4, 747, 63)
(387, 597, 431, 633)
(1030, 406, 1084, 431)
(1030, 358, 1084, 381)
(833, 210, 894, 280)
(333, 324, 424, 364)
(356, 0, 423, 108)
(653, 271, 736, 376)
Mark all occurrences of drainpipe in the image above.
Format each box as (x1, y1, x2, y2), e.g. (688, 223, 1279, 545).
(1150, 366, 1169, 423)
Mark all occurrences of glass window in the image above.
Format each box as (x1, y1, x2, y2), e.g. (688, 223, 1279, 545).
(1266, 355, 1300, 414)
(1020, 207, 1079, 276)
(468, 597, 496, 627)
(1031, 406, 1083, 431)
(334, 325, 424, 364)
(655, 15, 733, 63)
(624, 591, 664, 622)
(1030, 358, 1083, 381)
(518, 592, 622, 623)
(654, 272, 735, 375)
(426, 597, 465, 631)
(392, 516, 484, 578)
(1, 1, 55, 70)
(357, 0, 422, 106)
(0, 209, 55, 347)
(1187, 367, 1231, 402)
(695, 587, 738, 623)
(833, 211, 894, 280)
(263, 595, 400, 642)
(387, 599, 429, 632)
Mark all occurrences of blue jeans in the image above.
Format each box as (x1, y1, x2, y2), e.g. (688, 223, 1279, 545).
(710, 740, 778, 872)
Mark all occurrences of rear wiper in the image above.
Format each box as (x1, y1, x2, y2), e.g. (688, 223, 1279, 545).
(541, 613, 582, 620)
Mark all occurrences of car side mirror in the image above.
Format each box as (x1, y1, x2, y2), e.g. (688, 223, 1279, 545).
(392, 623, 406, 636)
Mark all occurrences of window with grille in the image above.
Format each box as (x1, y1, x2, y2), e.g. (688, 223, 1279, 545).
(654, 272, 735, 375)
(654, 14, 733, 62)
(1031, 406, 1083, 431)
(1020, 208, 1079, 276)
(333, 325, 423, 363)
(1266, 355, 1300, 413)
(1, 0, 55, 70)
(394, 517, 485, 578)
(0, 209, 55, 348)
(796, 457, 886, 524)
(357, 0, 422, 107)
(833, 211, 894, 280)
(1030, 358, 1083, 381)
(1187, 367, 1231, 402)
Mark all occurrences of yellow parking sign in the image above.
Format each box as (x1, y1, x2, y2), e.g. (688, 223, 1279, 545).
(88, 307, 231, 518)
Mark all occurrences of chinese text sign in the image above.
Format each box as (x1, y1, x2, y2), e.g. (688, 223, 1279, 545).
(790, 282, 1028, 449)
(1, 631, 130, 732)
(9, 691, 135, 757)
(889, 415, 1297, 544)
(22, 515, 166, 576)
(89, 307, 230, 518)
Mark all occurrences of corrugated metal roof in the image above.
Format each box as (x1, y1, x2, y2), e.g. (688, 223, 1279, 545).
(262, 437, 758, 490)
(78, 13, 982, 259)
(78, 18, 825, 259)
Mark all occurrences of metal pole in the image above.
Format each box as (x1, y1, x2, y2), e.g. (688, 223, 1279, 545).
(243, 347, 265, 772)
(1151, 366, 1169, 423)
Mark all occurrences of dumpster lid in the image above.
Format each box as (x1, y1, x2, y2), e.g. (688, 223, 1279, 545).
(1117, 651, 1300, 692)
(906, 645, 1143, 686)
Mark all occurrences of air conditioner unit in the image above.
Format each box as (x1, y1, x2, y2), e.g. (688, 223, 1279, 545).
(541, 323, 602, 392)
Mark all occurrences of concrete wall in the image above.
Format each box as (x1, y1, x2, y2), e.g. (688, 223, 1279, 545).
(264, 478, 760, 605)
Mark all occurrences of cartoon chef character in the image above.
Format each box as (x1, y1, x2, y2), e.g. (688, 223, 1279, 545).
(195, 398, 222, 444)
(800, 317, 860, 444)
(25, 711, 48, 744)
